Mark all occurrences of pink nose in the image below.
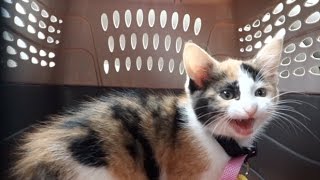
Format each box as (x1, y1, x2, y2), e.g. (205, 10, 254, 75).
(244, 105, 258, 117)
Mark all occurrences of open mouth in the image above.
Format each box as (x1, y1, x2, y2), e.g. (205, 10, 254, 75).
(230, 118, 255, 136)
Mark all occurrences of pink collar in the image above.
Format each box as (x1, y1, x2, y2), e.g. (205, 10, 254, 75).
(220, 155, 247, 180)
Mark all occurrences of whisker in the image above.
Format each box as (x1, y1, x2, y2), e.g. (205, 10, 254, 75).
(271, 111, 320, 143)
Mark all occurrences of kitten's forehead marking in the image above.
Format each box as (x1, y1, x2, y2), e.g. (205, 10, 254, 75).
(238, 66, 256, 96)
(218, 59, 242, 81)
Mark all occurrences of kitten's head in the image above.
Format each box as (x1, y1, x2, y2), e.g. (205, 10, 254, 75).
(183, 37, 283, 146)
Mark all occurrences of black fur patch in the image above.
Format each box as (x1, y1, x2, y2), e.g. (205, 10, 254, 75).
(151, 103, 163, 137)
(126, 140, 143, 162)
(111, 104, 160, 180)
(69, 130, 108, 167)
(194, 97, 210, 124)
(241, 63, 262, 81)
(222, 81, 240, 100)
(171, 105, 186, 141)
(188, 79, 199, 94)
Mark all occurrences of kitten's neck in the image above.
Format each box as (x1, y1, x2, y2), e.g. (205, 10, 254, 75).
(178, 95, 254, 159)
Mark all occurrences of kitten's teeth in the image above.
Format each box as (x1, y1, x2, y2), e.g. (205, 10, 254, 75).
(230, 118, 255, 136)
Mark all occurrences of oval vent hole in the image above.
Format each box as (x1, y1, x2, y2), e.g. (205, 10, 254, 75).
(104, 60, 109, 74)
(273, 3, 284, 14)
(289, 20, 301, 31)
(254, 31, 262, 38)
(281, 57, 291, 66)
(288, 5, 301, 17)
(245, 35, 252, 41)
(275, 15, 285, 26)
(299, 37, 313, 48)
(246, 45, 253, 52)
(244, 24, 251, 31)
(304, 0, 319, 7)
(264, 24, 272, 33)
(311, 51, 320, 60)
(284, 43, 296, 53)
(295, 53, 306, 62)
(309, 66, 320, 75)
(262, 13, 270, 22)
(293, 67, 305, 76)
(252, 19, 260, 27)
(279, 70, 290, 78)
(305, 11, 320, 24)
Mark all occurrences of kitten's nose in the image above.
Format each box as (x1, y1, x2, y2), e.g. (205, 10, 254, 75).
(244, 105, 258, 118)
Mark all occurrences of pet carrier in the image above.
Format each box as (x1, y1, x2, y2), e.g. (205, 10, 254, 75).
(1, 0, 320, 179)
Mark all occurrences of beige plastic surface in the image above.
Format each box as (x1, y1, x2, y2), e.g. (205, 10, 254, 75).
(1, 0, 319, 93)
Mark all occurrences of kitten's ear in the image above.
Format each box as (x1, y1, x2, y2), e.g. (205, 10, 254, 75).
(253, 35, 284, 76)
(183, 42, 219, 88)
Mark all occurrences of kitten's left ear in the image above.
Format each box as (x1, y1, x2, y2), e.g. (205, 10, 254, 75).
(253, 32, 284, 76)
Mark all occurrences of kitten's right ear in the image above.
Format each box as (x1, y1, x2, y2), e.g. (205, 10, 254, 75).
(183, 42, 219, 89)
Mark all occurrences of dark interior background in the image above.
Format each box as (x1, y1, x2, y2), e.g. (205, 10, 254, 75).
(1, 0, 320, 179)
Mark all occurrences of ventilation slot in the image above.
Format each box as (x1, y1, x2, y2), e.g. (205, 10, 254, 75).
(252, 20, 260, 27)
(304, 0, 319, 7)
(148, 9, 155, 27)
(244, 24, 251, 31)
(284, 43, 296, 53)
(171, 12, 179, 30)
(311, 51, 320, 60)
(194, 18, 202, 36)
(254, 31, 262, 38)
(125, 57, 131, 71)
(264, 24, 272, 33)
(158, 57, 164, 71)
(288, 5, 301, 17)
(169, 59, 174, 73)
(183, 14, 190, 32)
(160, 10, 167, 28)
(274, 15, 285, 26)
(136, 9, 143, 27)
(7, 59, 17, 68)
(114, 58, 120, 72)
(293, 67, 305, 76)
(113, 10, 120, 28)
(280, 70, 290, 78)
(1, 7, 11, 18)
(305, 12, 320, 24)
(104, 60, 109, 74)
(125, 10, 132, 28)
(273, 3, 284, 14)
(147, 56, 153, 71)
(309, 66, 320, 75)
(299, 37, 313, 48)
(136, 56, 142, 71)
(245, 35, 252, 41)
(262, 13, 271, 22)
(294, 53, 306, 62)
(281, 57, 291, 66)
(101, 13, 108, 31)
(289, 20, 301, 31)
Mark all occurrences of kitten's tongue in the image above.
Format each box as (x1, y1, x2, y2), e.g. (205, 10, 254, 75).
(230, 118, 254, 136)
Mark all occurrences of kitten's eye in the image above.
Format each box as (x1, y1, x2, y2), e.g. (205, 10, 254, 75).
(220, 90, 234, 100)
(255, 88, 267, 97)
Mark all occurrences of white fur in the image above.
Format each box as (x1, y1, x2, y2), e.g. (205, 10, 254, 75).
(224, 67, 275, 146)
(182, 99, 230, 180)
(75, 166, 115, 180)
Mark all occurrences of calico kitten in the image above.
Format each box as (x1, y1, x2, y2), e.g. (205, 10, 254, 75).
(13, 36, 283, 180)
